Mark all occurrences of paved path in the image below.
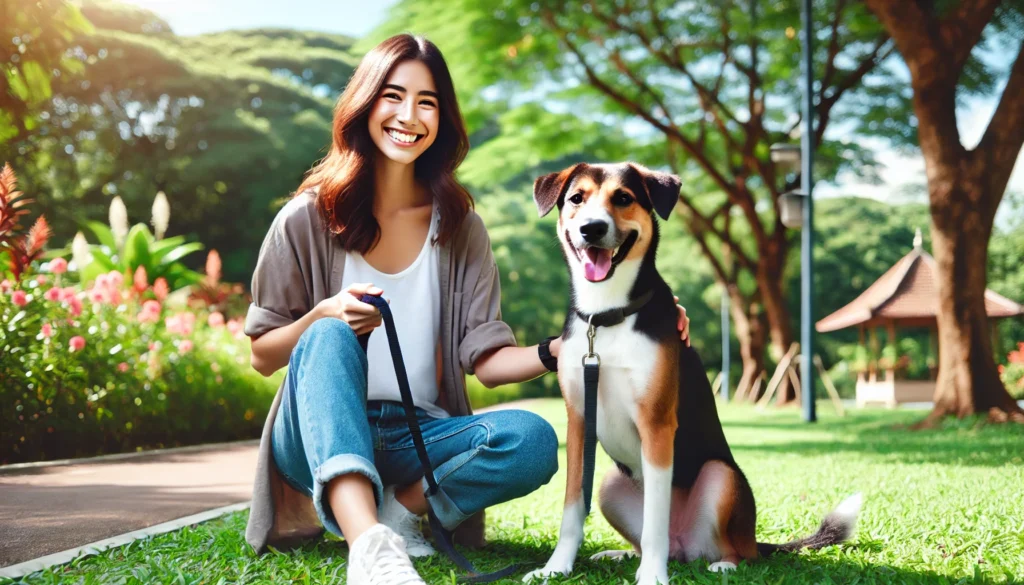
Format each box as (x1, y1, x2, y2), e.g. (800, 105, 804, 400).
(0, 399, 544, 573)
(0, 442, 257, 569)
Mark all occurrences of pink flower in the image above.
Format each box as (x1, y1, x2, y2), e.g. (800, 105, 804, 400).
(60, 287, 77, 302)
(41, 323, 53, 338)
(11, 290, 27, 307)
(138, 300, 162, 323)
(178, 339, 194, 353)
(44, 287, 62, 302)
(95, 274, 110, 289)
(0, 280, 10, 293)
(108, 271, 124, 289)
(117, 362, 129, 373)
(133, 266, 148, 293)
(68, 297, 83, 317)
(49, 258, 68, 274)
(36, 275, 47, 285)
(89, 287, 107, 304)
(68, 336, 86, 352)
(208, 312, 225, 328)
(226, 319, 243, 335)
(153, 278, 169, 301)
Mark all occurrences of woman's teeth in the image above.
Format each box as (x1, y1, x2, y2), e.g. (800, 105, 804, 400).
(386, 129, 421, 144)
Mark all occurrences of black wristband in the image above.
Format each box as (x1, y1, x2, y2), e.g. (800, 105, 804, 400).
(538, 336, 559, 372)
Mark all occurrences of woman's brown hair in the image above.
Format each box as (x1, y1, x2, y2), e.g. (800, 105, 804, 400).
(296, 34, 473, 253)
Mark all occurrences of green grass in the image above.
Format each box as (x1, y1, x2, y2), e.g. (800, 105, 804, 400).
(5, 400, 1023, 584)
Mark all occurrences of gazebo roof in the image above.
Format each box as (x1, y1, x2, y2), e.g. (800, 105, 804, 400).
(816, 230, 1024, 333)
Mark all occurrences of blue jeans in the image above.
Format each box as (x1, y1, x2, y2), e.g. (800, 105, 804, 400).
(270, 318, 559, 538)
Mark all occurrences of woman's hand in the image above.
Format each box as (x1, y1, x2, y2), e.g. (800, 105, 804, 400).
(315, 282, 385, 336)
(674, 295, 691, 347)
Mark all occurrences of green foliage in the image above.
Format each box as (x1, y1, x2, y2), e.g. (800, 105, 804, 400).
(79, 220, 203, 291)
(0, 269, 280, 464)
(2, 0, 358, 282)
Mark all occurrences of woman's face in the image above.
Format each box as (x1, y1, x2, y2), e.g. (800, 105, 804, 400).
(367, 59, 440, 166)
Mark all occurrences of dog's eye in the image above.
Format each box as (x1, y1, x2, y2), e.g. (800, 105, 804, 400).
(612, 191, 633, 206)
(568, 191, 584, 205)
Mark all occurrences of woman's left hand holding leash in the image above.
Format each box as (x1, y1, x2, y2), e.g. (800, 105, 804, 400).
(674, 295, 690, 347)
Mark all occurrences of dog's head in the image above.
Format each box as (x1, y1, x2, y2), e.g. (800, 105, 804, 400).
(533, 162, 680, 284)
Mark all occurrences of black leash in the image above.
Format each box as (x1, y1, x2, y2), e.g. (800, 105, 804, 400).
(576, 290, 655, 516)
(359, 294, 519, 584)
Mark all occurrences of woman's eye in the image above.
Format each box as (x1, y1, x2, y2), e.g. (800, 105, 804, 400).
(383, 92, 402, 100)
(613, 192, 633, 206)
(419, 100, 437, 108)
(568, 192, 584, 205)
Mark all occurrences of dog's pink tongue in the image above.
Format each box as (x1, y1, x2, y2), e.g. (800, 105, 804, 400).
(584, 248, 612, 282)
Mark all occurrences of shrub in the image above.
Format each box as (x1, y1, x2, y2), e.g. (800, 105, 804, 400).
(1, 267, 280, 463)
(999, 342, 1024, 400)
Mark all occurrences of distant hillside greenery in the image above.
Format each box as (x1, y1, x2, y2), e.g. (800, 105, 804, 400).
(2, 0, 358, 281)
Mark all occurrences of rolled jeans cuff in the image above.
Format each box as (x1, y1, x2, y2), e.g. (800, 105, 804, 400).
(313, 454, 383, 538)
(424, 479, 472, 531)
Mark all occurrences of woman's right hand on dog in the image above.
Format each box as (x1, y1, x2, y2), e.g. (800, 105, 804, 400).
(315, 282, 385, 335)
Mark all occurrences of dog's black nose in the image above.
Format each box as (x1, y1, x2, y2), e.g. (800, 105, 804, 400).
(580, 220, 609, 243)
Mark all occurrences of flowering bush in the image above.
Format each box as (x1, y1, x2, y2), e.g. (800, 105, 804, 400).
(999, 342, 1024, 400)
(0, 164, 278, 464)
(1, 264, 279, 463)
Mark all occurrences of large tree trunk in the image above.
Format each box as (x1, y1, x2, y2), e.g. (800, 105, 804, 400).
(926, 175, 1024, 424)
(758, 266, 797, 404)
(728, 287, 768, 402)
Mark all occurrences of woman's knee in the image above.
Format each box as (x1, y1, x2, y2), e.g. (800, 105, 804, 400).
(293, 318, 366, 366)
(492, 410, 559, 488)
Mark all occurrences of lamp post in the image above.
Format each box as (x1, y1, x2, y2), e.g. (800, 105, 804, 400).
(769, 0, 816, 423)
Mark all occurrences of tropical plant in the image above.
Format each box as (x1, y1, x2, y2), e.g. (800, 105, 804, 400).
(0, 163, 51, 280)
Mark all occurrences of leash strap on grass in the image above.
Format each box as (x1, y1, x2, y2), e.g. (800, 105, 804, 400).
(359, 294, 519, 584)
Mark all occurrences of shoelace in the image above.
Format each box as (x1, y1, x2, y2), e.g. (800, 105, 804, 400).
(397, 514, 432, 550)
(364, 533, 425, 585)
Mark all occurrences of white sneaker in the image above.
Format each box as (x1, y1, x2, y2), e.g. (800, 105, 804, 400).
(346, 524, 426, 585)
(378, 485, 437, 558)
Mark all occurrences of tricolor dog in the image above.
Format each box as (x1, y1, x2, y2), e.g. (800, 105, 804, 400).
(525, 162, 861, 585)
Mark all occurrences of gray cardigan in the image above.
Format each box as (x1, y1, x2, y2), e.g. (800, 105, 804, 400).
(243, 191, 517, 553)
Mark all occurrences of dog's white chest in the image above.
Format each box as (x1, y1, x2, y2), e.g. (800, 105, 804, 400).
(559, 317, 659, 479)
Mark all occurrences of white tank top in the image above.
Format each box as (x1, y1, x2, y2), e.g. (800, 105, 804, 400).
(341, 205, 446, 419)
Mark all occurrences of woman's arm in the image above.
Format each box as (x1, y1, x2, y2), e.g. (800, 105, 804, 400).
(473, 303, 690, 388)
(250, 283, 385, 376)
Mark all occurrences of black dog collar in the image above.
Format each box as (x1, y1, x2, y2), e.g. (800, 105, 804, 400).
(575, 290, 655, 328)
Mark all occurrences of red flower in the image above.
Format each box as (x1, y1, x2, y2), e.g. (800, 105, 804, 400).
(48, 257, 68, 274)
(153, 277, 169, 301)
(68, 336, 86, 352)
(44, 287, 62, 302)
(117, 362, 129, 373)
(11, 290, 27, 307)
(41, 323, 52, 338)
(133, 266, 148, 293)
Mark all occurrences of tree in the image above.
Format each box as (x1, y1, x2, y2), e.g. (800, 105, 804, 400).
(371, 0, 902, 401)
(1, 0, 93, 144)
(2, 0, 359, 282)
(863, 0, 1024, 423)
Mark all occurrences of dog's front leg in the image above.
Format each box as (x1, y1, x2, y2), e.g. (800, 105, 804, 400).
(634, 404, 676, 585)
(523, 402, 586, 582)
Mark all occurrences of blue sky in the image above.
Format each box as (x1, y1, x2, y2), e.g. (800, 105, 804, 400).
(121, 0, 1022, 214)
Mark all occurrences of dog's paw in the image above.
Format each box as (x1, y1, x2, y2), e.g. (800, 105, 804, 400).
(590, 549, 637, 562)
(523, 564, 571, 583)
(635, 560, 669, 585)
(708, 561, 737, 573)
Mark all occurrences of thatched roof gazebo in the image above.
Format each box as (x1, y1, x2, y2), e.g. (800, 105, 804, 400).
(816, 229, 1024, 408)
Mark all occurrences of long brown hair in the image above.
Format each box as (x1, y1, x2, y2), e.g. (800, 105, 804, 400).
(297, 34, 473, 253)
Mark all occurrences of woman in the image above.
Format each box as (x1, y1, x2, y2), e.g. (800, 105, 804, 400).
(244, 34, 690, 584)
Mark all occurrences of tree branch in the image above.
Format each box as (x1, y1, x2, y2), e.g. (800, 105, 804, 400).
(975, 37, 1024, 210)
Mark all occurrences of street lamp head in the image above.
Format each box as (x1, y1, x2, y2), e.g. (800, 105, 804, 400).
(770, 143, 802, 172)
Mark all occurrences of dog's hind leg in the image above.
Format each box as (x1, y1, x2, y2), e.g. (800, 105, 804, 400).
(674, 460, 757, 570)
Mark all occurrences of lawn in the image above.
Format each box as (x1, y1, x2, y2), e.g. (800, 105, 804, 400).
(5, 399, 1023, 584)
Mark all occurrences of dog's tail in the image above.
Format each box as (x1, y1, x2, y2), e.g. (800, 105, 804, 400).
(756, 493, 862, 557)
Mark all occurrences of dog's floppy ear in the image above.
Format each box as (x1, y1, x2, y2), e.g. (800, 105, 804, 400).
(640, 168, 681, 221)
(534, 163, 584, 218)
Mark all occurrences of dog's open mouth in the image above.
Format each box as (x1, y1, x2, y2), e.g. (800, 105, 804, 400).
(568, 230, 638, 282)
